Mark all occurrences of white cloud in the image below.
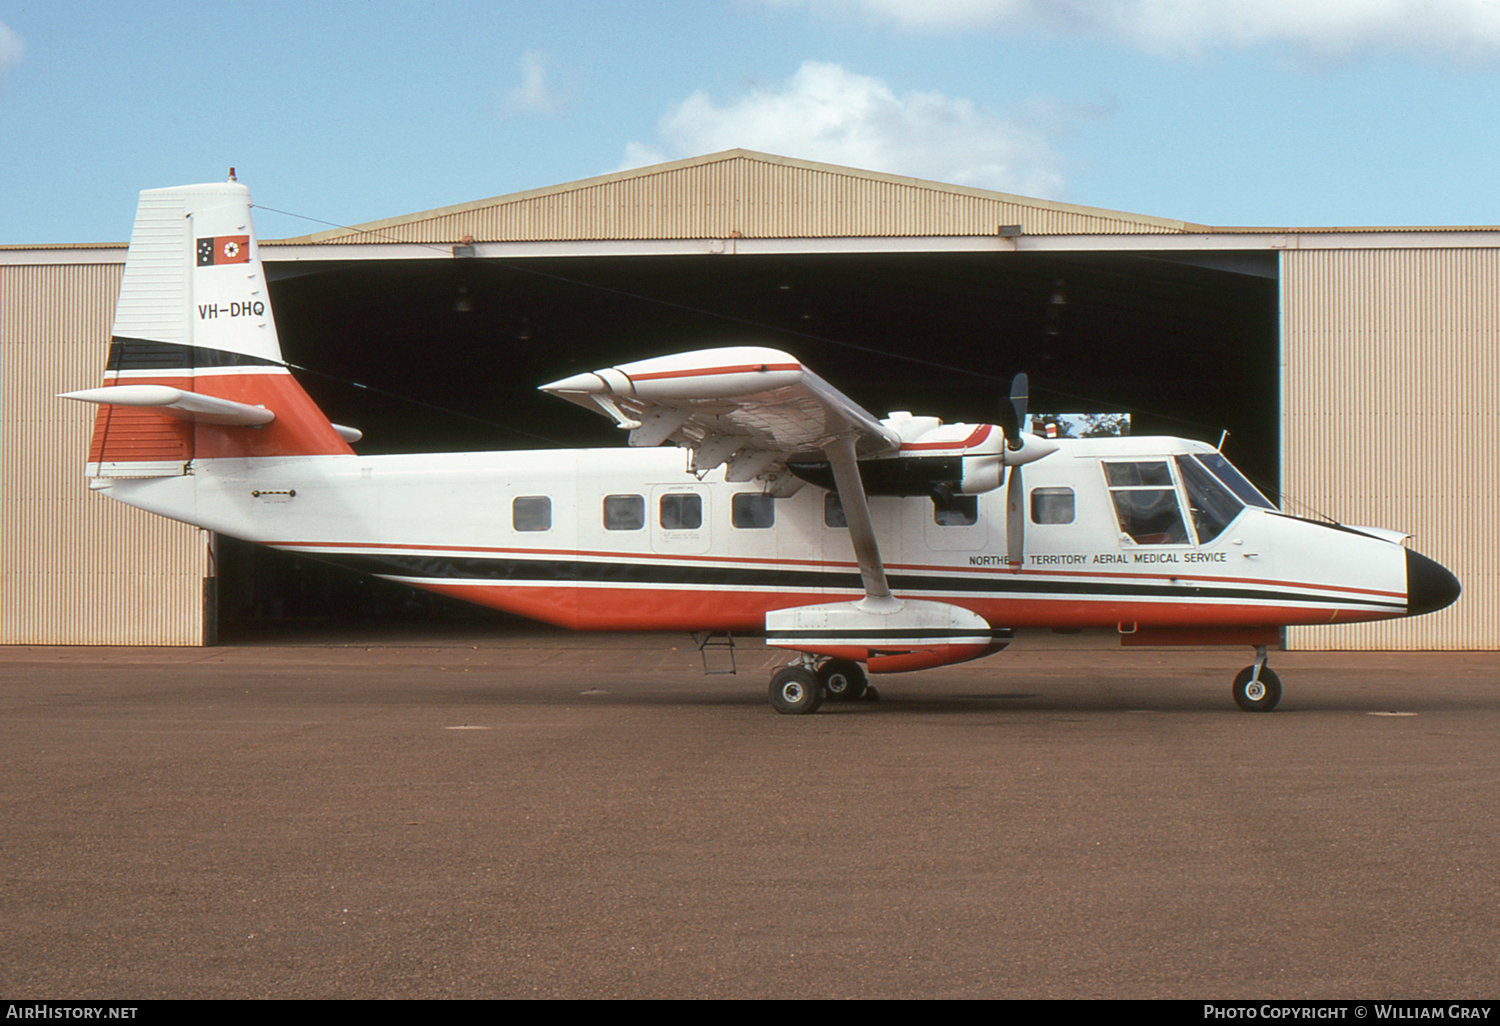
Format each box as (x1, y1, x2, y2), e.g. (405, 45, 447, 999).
(619, 140, 672, 168)
(0, 20, 23, 94)
(618, 61, 1070, 198)
(501, 50, 563, 116)
(781, 0, 1500, 62)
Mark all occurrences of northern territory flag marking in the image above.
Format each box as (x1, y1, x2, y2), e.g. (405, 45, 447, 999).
(196, 235, 250, 266)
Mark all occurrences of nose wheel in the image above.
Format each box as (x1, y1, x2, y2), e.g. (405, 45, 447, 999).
(1232, 646, 1282, 712)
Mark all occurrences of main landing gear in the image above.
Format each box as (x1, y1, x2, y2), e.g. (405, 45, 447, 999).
(1232, 645, 1282, 712)
(768, 658, 879, 715)
(770, 649, 1287, 714)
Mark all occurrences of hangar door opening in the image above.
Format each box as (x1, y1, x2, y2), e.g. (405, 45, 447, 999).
(215, 246, 1279, 641)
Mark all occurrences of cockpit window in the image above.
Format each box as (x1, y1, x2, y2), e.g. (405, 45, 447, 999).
(1103, 461, 1189, 545)
(1193, 452, 1276, 509)
(1175, 455, 1244, 543)
(1104, 461, 1174, 489)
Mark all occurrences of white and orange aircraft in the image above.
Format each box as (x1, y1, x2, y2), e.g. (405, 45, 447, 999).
(63, 180, 1461, 714)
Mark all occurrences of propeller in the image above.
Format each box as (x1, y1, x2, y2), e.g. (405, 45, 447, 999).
(1000, 374, 1029, 570)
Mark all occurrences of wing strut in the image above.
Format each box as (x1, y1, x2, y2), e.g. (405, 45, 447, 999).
(823, 434, 898, 610)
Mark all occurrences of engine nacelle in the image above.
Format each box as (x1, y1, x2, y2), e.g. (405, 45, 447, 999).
(786, 420, 1057, 497)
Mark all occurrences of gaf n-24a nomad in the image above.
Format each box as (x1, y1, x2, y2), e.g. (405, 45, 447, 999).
(64, 180, 1461, 713)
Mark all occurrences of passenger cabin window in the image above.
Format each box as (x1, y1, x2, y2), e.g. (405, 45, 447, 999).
(931, 494, 978, 527)
(1030, 487, 1075, 525)
(512, 495, 552, 532)
(732, 493, 775, 529)
(1103, 461, 1189, 545)
(659, 493, 702, 531)
(824, 492, 847, 528)
(603, 494, 645, 531)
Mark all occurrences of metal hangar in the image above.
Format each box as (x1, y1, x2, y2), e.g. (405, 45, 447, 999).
(2, 150, 1492, 648)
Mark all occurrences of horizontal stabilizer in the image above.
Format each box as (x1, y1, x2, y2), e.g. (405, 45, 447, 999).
(60, 385, 275, 427)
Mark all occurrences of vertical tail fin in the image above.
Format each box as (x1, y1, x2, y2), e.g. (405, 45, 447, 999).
(64, 178, 353, 476)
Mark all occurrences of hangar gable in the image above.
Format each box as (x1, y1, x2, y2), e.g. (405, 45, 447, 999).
(280, 150, 1201, 245)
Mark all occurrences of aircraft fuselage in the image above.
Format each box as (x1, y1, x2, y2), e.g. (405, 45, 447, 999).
(96, 435, 1443, 639)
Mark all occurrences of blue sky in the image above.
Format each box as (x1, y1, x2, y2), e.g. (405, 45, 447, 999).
(4, 0, 1500, 244)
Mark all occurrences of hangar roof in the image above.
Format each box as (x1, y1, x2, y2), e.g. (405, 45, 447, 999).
(4, 149, 1495, 257)
(273, 149, 1204, 245)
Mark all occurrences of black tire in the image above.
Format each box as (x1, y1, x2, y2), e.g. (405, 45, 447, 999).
(817, 659, 868, 702)
(769, 667, 824, 715)
(1232, 665, 1282, 712)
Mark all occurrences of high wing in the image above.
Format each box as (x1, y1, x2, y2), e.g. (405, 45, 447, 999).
(540, 346, 899, 489)
(542, 346, 903, 602)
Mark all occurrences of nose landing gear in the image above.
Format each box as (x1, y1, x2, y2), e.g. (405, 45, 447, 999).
(1232, 645, 1282, 712)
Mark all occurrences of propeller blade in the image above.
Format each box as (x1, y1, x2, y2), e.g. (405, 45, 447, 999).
(1005, 373, 1029, 451)
(1007, 463, 1024, 569)
(1000, 372, 1030, 566)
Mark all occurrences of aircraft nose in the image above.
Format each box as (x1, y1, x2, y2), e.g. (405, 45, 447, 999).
(1406, 548, 1461, 615)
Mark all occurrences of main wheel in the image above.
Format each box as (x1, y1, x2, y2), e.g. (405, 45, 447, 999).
(769, 667, 824, 715)
(817, 659, 868, 703)
(1232, 665, 1282, 712)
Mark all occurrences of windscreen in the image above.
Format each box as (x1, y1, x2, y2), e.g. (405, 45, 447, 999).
(1176, 455, 1244, 543)
(1194, 452, 1276, 509)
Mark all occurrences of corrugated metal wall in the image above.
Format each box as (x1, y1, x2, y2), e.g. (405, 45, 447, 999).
(1, 262, 207, 645)
(1282, 247, 1498, 649)
(316, 152, 1187, 244)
